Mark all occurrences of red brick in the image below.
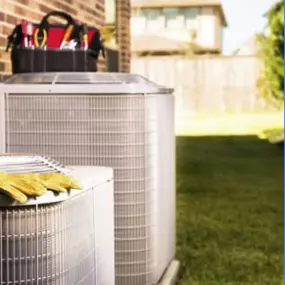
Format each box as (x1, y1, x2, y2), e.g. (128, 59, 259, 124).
(5, 14, 18, 25)
(0, 62, 5, 72)
(0, 0, 130, 75)
(12, 0, 30, 5)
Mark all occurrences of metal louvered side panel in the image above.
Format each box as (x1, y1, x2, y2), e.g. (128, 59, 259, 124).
(0, 90, 5, 154)
(5, 94, 157, 285)
(153, 95, 175, 283)
(0, 188, 98, 285)
(93, 180, 115, 285)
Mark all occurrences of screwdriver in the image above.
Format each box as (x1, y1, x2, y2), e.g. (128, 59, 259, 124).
(60, 24, 74, 49)
(26, 22, 33, 47)
(21, 20, 28, 47)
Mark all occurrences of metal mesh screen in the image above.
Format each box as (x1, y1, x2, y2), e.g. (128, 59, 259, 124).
(0, 181, 114, 285)
(5, 93, 174, 285)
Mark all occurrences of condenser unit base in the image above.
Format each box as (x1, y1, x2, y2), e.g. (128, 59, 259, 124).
(158, 260, 180, 285)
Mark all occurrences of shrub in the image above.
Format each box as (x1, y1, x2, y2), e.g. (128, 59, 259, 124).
(257, 0, 284, 107)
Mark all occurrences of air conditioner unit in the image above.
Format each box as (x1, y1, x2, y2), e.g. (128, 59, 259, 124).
(0, 154, 114, 285)
(1, 72, 176, 285)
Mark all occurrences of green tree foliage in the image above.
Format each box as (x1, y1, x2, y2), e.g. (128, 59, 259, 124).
(257, 0, 284, 106)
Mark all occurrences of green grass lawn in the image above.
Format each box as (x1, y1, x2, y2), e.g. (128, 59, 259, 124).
(175, 112, 283, 137)
(176, 136, 283, 285)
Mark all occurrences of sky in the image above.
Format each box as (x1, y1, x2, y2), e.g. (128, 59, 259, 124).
(222, 0, 278, 54)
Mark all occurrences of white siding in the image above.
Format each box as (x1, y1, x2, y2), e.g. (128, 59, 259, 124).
(131, 6, 222, 51)
(131, 17, 147, 33)
(197, 7, 216, 48)
(215, 9, 223, 50)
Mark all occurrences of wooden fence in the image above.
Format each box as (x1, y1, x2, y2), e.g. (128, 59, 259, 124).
(131, 55, 273, 117)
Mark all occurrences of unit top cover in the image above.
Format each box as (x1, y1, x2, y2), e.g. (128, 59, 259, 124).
(0, 154, 64, 174)
(3, 72, 173, 94)
(0, 155, 111, 207)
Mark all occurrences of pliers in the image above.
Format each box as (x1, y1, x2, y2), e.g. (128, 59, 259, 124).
(34, 28, 47, 48)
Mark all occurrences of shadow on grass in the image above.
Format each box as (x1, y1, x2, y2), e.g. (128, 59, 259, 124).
(175, 135, 283, 285)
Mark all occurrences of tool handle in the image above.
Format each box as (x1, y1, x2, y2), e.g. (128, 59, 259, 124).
(82, 24, 88, 49)
(34, 28, 47, 48)
(63, 25, 74, 42)
(60, 24, 74, 49)
(21, 20, 28, 47)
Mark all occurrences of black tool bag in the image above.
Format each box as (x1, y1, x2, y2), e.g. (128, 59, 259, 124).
(6, 11, 105, 74)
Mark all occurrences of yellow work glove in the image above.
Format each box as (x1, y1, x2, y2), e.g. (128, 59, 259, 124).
(39, 173, 82, 191)
(0, 171, 28, 204)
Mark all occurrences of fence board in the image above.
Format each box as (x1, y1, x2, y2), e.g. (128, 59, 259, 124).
(131, 55, 272, 116)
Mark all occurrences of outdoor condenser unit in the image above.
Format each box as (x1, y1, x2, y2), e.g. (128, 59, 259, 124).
(1, 72, 176, 285)
(0, 154, 114, 285)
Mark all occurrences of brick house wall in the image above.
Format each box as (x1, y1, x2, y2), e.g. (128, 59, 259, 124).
(116, 0, 130, 72)
(0, 0, 130, 79)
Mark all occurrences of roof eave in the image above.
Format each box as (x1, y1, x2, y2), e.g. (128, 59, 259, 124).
(132, 45, 222, 54)
(217, 5, 228, 27)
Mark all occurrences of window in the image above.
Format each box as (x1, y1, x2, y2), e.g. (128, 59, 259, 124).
(132, 8, 139, 17)
(163, 7, 178, 28)
(143, 8, 161, 30)
(143, 8, 160, 21)
(182, 7, 198, 29)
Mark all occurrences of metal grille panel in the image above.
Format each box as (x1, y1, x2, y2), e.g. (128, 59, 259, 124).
(5, 93, 174, 285)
